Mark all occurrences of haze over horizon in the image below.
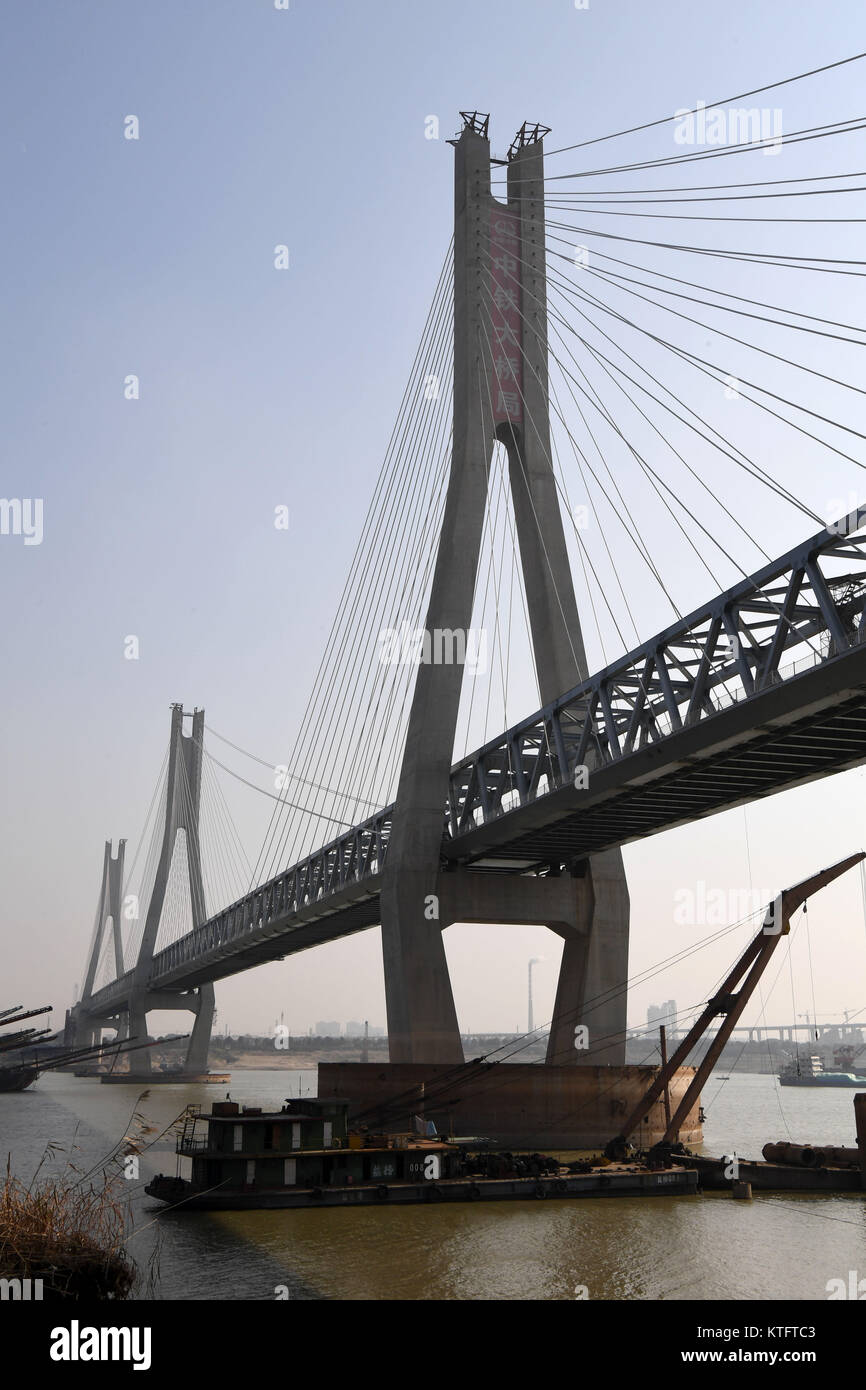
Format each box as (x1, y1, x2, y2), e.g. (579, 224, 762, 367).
(3, 0, 866, 1049)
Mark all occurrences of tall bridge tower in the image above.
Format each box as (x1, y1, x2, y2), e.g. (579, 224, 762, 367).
(380, 115, 630, 1065)
(68, 704, 215, 1075)
(127, 703, 214, 1074)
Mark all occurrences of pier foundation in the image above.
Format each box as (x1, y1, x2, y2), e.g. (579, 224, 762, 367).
(318, 1062, 702, 1150)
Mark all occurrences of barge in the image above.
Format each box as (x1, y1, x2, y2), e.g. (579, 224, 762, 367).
(672, 1120, 866, 1193)
(144, 1098, 697, 1210)
(671, 1151, 864, 1193)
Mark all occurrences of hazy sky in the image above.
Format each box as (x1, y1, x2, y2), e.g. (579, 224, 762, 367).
(2, 0, 866, 1048)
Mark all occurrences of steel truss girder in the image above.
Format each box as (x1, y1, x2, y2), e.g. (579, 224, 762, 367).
(445, 525, 866, 845)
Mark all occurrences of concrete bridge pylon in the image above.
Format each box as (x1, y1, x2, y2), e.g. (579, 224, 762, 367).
(68, 705, 215, 1074)
(380, 115, 630, 1065)
(127, 704, 214, 1074)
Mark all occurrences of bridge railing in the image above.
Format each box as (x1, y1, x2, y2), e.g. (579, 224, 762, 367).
(148, 805, 394, 981)
(445, 525, 866, 839)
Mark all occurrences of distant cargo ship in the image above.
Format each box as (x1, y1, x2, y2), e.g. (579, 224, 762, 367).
(778, 1054, 864, 1088)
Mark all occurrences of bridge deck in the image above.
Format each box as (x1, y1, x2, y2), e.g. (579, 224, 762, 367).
(85, 523, 866, 1015)
(453, 648, 866, 865)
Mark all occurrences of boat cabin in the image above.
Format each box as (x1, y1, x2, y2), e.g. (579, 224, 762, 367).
(178, 1098, 460, 1192)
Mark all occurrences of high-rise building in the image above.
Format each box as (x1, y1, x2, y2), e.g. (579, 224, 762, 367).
(313, 1021, 341, 1037)
(647, 1001, 677, 1033)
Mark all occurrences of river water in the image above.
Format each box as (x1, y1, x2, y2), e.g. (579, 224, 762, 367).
(2, 1068, 864, 1301)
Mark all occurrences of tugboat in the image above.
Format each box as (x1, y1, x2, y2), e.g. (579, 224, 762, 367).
(144, 1097, 696, 1210)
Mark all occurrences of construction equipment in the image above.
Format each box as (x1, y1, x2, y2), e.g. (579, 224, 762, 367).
(605, 852, 866, 1159)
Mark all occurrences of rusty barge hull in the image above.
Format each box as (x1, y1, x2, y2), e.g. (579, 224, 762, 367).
(145, 1164, 697, 1210)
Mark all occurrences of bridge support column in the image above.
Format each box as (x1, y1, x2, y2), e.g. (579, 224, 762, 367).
(185, 982, 215, 1074)
(127, 997, 149, 1058)
(64, 1009, 100, 1052)
(545, 851, 630, 1064)
(502, 132, 631, 1067)
(70, 839, 126, 1050)
(380, 123, 496, 1065)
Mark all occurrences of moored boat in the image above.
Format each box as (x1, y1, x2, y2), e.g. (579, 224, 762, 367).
(778, 1054, 863, 1087)
(780, 1071, 864, 1088)
(0, 1063, 39, 1093)
(144, 1097, 697, 1210)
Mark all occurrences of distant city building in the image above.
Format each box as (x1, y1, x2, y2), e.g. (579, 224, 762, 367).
(647, 1000, 677, 1033)
(313, 1020, 386, 1038)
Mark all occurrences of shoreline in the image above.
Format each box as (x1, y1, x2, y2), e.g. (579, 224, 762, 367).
(208, 1051, 389, 1070)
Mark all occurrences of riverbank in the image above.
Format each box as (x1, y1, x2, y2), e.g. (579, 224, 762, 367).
(210, 1048, 389, 1069)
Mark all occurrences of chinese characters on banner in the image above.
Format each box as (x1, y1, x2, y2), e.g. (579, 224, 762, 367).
(489, 209, 522, 425)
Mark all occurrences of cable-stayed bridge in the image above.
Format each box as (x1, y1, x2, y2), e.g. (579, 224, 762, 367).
(67, 88, 866, 1073)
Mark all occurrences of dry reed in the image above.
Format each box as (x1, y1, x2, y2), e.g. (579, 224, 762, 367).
(0, 1094, 163, 1300)
(0, 1158, 136, 1299)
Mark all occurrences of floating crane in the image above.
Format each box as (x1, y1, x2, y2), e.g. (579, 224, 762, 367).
(605, 851, 866, 1159)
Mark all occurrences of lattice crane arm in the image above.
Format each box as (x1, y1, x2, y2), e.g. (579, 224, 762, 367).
(605, 850, 866, 1158)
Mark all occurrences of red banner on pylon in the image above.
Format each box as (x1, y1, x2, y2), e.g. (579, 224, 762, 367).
(489, 208, 522, 424)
